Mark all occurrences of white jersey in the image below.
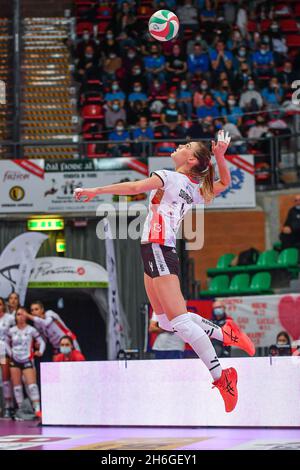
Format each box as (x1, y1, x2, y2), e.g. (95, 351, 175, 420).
(32, 310, 80, 351)
(6, 325, 46, 363)
(0, 313, 15, 342)
(141, 170, 204, 247)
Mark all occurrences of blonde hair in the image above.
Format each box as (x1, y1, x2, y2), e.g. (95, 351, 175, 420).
(191, 141, 214, 204)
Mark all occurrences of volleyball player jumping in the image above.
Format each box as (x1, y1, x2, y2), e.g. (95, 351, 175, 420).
(74, 130, 255, 412)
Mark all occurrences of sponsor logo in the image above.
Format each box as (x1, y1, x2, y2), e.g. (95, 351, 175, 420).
(9, 186, 25, 202)
(77, 267, 85, 276)
(179, 189, 193, 204)
(3, 171, 30, 182)
(149, 261, 154, 272)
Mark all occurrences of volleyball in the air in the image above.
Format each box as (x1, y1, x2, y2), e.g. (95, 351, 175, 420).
(148, 10, 180, 42)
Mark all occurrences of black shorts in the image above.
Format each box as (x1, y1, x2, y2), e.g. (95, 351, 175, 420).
(141, 243, 179, 278)
(10, 359, 34, 370)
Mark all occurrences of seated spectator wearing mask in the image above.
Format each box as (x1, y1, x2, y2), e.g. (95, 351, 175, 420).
(149, 312, 185, 360)
(187, 116, 215, 141)
(252, 43, 274, 78)
(210, 41, 233, 78)
(239, 79, 263, 112)
(213, 79, 231, 109)
(105, 99, 126, 129)
(54, 336, 85, 362)
(144, 44, 166, 85)
(177, 0, 199, 32)
(196, 93, 219, 119)
(210, 301, 232, 358)
(261, 77, 283, 114)
(280, 195, 300, 250)
(177, 79, 193, 120)
(108, 119, 130, 157)
(278, 60, 297, 91)
(166, 44, 187, 83)
(187, 43, 210, 78)
(104, 81, 125, 108)
(269, 21, 288, 67)
(234, 63, 251, 90)
(132, 116, 154, 157)
(76, 29, 98, 60)
(128, 82, 147, 107)
(269, 331, 292, 357)
(160, 92, 184, 138)
(221, 94, 243, 127)
(76, 45, 100, 83)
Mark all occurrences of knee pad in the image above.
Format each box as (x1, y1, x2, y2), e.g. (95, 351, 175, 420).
(3, 381, 12, 400)
(13, 385, 24, 406)
(156, 313, 173, 332)
(171, 313, 206, 344)
(27, 383, 40, 402)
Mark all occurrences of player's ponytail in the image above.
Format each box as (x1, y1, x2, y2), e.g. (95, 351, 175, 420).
(192, 141, 214, 204)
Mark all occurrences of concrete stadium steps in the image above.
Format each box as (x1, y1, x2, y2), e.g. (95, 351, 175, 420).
(21, 17, 78, 158)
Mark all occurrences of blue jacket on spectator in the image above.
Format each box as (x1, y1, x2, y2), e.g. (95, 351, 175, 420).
(262, 87, 283, 104)
(105, 91, 126, 102)
(133, 127, 154, 139)
(187, 52, 210, 74)
(196, 105, 219, 119)
(109, 130, 130, 141)
(209, 49, 233, 72)
(221, 106, 243, 125)
(128, 92, 148, 103)
(252, 50, 274, 67)
(144, 55, 166, 70)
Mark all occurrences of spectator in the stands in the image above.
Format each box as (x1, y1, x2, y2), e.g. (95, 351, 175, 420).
(221, 93, 243, 127)
(213, 79, 231, 109)
(127, 100, 151, 126)
(252, 42, 274, 79)
(108, 119, 130, 156)
(105, 99, 126, 129)
(178, 79, 193, 120)
(210, 300, 231, 358)
(76, 45, 100, 82)
(239, 79, 264, 112)
(261, 77, 283, 112)
(187, 43, 210, 77)
(101, 30, 119, 58)
(222, 120, 247, 154)
(280, 195, 300, 250)
(149, 78, 167, 99)
(54, 336, 85, 362)
(76, 29, 98, 60)
(193, 79, 208, 109)
(114, 1, 137, 36)
(166, 44, 187, 82)
(234, 63, 252, 90)
(122, 47, 143, 74)
(278, 60, 297, 90)
(236, 2, 248, 37)
(149, 312, 185, 360)
(196, 92, 218, 119)
(104, 81, 125, 108)
(186, 116, 215, 140)
(186, 32, 208, 55)
(247, 115, 269, 140)
(176, 0, 199, 31)
(103, 51, 122, 83)
(128, 82, 147, 106)
(144, 44, 166, 85)
(132, 116, 154, 156)
(200, 0, 217, 39)
(234, 45, 251, 70)
(160, 92, 184, 138)
(223, 2, 237, 25)
(127, 64, 147, 92)
(226, 28, 246, 53)
(210, 40, 233, 77)
(269, 331, 292, 357)
(269, 21, 288, 67)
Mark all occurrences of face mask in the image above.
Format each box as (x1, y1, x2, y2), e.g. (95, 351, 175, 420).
(271, 25, 279, 32)
(154, 83, 160, 89)
(239, 50, 246, 57)
(128, 53, 135, 59)
(116, 126, 124, 132)
(112, 104, 119, 111)
(106, 34, 113, 40)
(83, 34, 90, 41)
(201, 84, 208, 91)
(213, 307, 225, 317)
(133, 69, 141, 75)
(168, 98, 176, 105)
(228, 100, 236, 106)
(112, 84, 119, 91)
(181, 84, 187, 90)
(260, 49, 267, 55)
(134, 87, 141, 93)
(85, 54, 93, 59)
(248, 84, 255, 91)
(109, 54, 116, 59)
(60, 346, 71, 355)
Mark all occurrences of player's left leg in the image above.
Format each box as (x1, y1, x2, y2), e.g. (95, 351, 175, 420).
(23, 367, 41, 417)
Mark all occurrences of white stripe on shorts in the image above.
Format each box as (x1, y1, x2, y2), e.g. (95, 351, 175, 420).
(151, 243, 170, 276)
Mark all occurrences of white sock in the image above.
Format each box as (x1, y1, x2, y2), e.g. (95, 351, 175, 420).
(13, 385, 24, 408)
(188, 313, 224, 341)
(170, 313, 222, 381)
(156, 311, 224, 341)
(3, 381, 13, 408)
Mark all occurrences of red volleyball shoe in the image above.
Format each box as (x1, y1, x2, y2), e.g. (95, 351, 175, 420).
(222, 319, 255, 356)
(212, 367, 238, 413)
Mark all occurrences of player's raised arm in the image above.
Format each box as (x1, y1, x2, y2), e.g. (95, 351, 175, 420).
(73, 174, 164, 202)
(211, 130, 231, 196)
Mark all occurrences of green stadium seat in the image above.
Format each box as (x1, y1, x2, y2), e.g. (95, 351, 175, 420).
(277, 248, 299, 267)
(227, 273, 250, 294)
(200, 275, 229, 297)
(245, 272, 273, 294)
(216, 253, 235, 269)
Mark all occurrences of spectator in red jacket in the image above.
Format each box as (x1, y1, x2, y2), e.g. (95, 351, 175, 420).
(54, 336, 85, 362)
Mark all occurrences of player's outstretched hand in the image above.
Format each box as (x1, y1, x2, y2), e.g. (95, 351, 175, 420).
(73, 187, 96, 202)
(211, 130, 231, 159)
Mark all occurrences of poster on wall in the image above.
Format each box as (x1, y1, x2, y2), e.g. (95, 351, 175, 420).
(0, 158, 148, 213)
(148, 155, 256, 209)
(219, 294, 300, 349)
